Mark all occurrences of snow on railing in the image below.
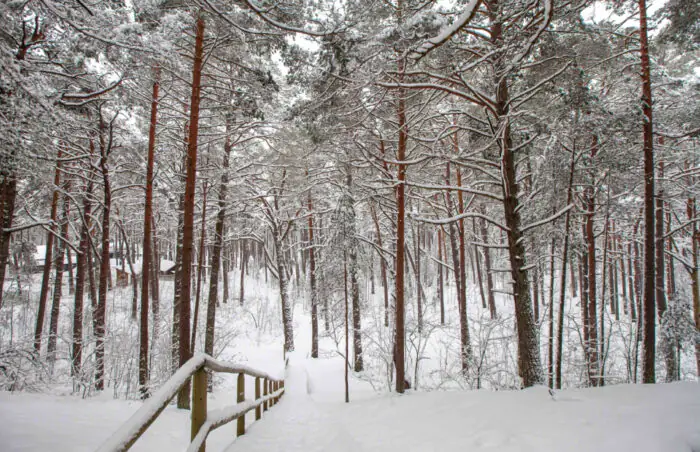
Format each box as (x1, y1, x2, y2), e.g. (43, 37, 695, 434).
(96, 353, 285, 452)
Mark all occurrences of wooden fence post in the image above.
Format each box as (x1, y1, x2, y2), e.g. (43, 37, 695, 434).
(263, 378, 268, 412)
(237, 373, 245, 436)
(192, 367, 207, 452)
(269, 380, 274, 406)
(255, 377, 261, 420)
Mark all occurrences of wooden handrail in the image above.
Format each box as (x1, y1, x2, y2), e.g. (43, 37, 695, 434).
(96, 353, 285, 452)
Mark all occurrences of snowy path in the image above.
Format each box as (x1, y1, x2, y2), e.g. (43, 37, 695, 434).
(227, 354, 366, 452)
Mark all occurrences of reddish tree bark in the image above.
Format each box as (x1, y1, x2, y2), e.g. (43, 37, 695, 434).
(72, 159, 93, 377)
(139, 69, 159, 398)
(48, 177, 71, 364)
(178, 13, 205, 409)
(640, 0, 657, 384)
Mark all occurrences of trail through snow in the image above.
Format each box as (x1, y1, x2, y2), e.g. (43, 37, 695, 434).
(229, 353, 368, 452)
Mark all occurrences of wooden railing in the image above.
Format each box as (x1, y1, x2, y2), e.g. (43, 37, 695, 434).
(96, 353, 285, 452)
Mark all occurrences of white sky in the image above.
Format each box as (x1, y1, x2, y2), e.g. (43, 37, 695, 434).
(582, 0, 669, 28)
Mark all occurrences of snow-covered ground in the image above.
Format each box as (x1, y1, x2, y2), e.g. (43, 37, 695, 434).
(2, 312, 700, 452)
(2, 352, 699, 452)
(2, 266, 699, 452)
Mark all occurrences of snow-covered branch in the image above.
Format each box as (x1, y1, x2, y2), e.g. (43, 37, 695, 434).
(520, 203, 573, 235)
(410, 0, 482, 59)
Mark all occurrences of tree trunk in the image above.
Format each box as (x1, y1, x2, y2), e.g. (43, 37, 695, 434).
(555, 142, 576, 390)
(639, 0, 657, 384)
(610, 221, 620, 320)
(95, 116, 112, 392)
(87, 233, 98, 331)
(445, 163, 469, 375)
(222, 246, 229, 304)
(177, 13, 205, 409)
(114, 216, 138, 321)
(191, 181, 208, 352)
(570, 255, 578, 299)
(472, 219, 486, 311)
(547, 237, 555, 388)
(151, 219, 160, 325)
(533, 264, 540, 323)
(600, 214, 611, 387)
(656, 159, 677, 381)
(617, 224, 629, 317)
(48, 178, 71, 365)
(479, 211, 497, 319)
(72, 162, 93, 377)
(371, 204, 389, 327)
(67, 248, 75, 295)
(239, 240, 246, 305)
(414, 222, 423, 332)
(581, 245, 589, 354)
(627, 239, 636, 321)
(34, 146, 62, 352)
(437, 228, 445, 325)
(688, 194, 700, 377)
(308, 180, 319, 358)
(394, 50, 407, 394)
(584, 136, 600, 386)
(139, 69, 159, 398)
(275, 232, 294, 353)
(497, 84, 542, 387)
(485, 5, 543, 385)
(665, 209, 676, 299)
(344, 169, 363, 372)
(171, 190, 184, 374)
(344, 251, 350, 403)
(454, 151, 471, 377)
(205, 132, 230, 367)
(0, 166, 17, 312)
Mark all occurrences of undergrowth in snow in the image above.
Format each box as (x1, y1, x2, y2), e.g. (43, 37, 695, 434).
(1, 261, 699, 451)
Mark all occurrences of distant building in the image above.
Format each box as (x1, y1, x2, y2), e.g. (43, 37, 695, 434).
(112, 259, 177, 286)
(31, 245, 75, 273)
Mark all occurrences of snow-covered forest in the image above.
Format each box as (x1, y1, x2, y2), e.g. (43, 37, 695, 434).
(1, 0, 699, 449)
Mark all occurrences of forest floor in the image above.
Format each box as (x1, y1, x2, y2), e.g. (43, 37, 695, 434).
(2, 307, 700, 452)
